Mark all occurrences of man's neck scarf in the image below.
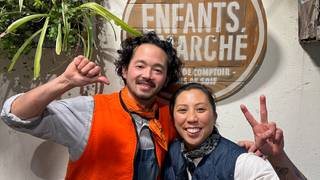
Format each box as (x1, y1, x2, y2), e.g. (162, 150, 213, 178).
(120, 86, 168, 151)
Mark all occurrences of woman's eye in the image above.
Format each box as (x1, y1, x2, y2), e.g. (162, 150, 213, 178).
(177, 109, 187, 113)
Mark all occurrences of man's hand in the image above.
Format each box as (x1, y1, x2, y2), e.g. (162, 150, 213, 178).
(238, 140, 265, 158)
(240, 95, 284, 157)
(240, 96, 308, 180)
(60, 55, 110, 88)
(10, 55, 110, 120)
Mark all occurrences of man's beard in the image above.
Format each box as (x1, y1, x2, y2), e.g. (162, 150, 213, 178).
(128, 79, 160, 101)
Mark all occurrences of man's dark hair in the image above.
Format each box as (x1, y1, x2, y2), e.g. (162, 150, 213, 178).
(115, 31, 182, 88)
(169, 83, 217, 118)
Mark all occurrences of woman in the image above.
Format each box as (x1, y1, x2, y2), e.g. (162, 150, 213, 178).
(163, 83, 279, 180)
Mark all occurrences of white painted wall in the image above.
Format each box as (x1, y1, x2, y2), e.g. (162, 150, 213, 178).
(0, 0, 319, 179)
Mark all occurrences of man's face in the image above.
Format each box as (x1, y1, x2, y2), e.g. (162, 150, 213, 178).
(122, 43, 168, 103)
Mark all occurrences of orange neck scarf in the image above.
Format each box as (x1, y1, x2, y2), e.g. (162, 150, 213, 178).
(120, 86, 168, 151)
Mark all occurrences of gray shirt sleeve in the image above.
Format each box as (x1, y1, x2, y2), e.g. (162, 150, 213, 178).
(0, 94, 94, 161)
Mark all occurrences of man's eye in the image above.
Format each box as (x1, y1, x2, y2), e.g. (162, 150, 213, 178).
(154, 69, 163, 74)
(196, 108, 206, 113)
(136, 65, 144, 69)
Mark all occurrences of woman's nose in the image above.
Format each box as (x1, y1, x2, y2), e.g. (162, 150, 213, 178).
(186, 110, 198, 123)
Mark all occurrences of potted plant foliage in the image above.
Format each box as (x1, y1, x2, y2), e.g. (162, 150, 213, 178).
(0, 0, 141, 79)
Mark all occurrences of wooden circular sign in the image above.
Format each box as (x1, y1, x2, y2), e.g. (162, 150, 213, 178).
(122, 0, 267, 101)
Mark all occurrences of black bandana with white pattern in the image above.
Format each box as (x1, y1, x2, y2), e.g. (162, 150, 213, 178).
(181, 127, 221, 161)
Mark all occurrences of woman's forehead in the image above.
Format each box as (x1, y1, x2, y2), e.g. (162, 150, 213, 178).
(176, 89, 208, 103)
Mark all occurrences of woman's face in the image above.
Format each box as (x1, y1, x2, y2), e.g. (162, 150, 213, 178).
(173, 89, 216, 150)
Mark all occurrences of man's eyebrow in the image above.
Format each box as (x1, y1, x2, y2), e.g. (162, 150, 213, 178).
(134, 60, 147, 64)
(153, 64, 165, 69)
(134, 60, 166, 69)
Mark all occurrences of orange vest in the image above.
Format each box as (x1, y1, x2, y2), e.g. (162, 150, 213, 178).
(65, 92, 176, 180)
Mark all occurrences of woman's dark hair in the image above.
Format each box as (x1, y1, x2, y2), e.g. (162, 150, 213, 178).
(115, 31, 182, 88)
(169, 83, 217, 118)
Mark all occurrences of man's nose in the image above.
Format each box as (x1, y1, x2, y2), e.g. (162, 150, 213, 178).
(141, 67, 152, 79)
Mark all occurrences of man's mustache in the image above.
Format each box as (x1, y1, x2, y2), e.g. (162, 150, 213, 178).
(136, 79, 156, 88)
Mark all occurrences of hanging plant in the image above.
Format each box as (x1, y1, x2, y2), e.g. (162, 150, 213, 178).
(0, 0, 141, 79)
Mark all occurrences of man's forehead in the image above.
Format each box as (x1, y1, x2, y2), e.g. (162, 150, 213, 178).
(133, 43, 165, 53)
(131, 44, 168, 65)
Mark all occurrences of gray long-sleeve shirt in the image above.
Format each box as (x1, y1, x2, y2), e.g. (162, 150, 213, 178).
(1, 94, 154, 161)
(1, 94, 94, 161)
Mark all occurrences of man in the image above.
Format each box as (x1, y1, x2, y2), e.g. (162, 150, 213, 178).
(1, 31, 182, 180)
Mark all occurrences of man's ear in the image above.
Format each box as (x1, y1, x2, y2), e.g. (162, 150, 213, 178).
(122, 66, 128, 80)
(164, 78, 169, 87)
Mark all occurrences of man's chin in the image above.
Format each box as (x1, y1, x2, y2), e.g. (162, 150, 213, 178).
(136, 94, 155, 100)
(135, 91, 158, 100)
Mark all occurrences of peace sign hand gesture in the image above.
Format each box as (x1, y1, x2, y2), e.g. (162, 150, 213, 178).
(240, 95, 284, 157)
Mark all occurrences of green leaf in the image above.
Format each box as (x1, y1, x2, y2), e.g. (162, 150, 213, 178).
(0, 14, 48, 38)
(77, 33, 87, 57)
(34, 16, 50, 80)
(79, 2, 141, 37)
(8, 29, 42, 72)
(83, 14, 93, 59)
(61, 1, 70, 51)
(19, 0, 23, 12)
(61, 1, 67, 27)
(55, 23, 62, 55)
